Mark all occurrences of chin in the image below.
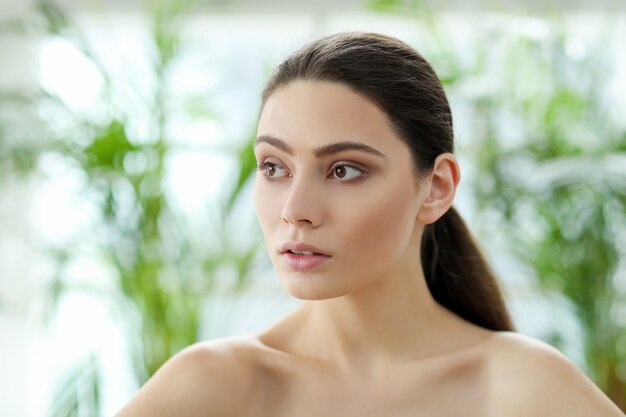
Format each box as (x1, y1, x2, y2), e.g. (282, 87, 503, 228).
(287, 290, 345, 301)
(279, 273, 348, 301)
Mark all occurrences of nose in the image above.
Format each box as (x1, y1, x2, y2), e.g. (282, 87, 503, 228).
(281, 176, 323, 228)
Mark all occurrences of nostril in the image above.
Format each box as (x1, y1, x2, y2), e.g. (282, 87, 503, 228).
(281, 215, 314, 226)
(281, 208, 319, 227)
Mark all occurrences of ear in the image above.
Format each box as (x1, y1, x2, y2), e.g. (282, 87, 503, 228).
(416, 153, 460, 225)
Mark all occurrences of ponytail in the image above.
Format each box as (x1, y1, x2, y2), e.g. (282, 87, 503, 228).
(421, 207, 515, 331)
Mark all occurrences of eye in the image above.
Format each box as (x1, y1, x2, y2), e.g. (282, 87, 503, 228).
(330, 164, 364, 182)
(257, 162, 289, 179)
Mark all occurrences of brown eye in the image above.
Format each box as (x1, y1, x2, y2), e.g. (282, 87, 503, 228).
(330, 164, 364, 182)
(258, 162, 287, 179)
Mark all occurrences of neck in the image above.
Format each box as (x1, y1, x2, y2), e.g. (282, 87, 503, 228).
(264, 251, 487, 378)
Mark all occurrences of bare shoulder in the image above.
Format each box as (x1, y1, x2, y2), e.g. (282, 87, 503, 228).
(114, 336, 262, 417)
(486, 331, 624, 416)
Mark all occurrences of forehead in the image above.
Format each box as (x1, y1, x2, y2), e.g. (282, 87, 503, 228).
(257, 80, 402, 152)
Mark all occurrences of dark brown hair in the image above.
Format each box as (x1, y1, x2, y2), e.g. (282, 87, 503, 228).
(260, 31, 514, 331)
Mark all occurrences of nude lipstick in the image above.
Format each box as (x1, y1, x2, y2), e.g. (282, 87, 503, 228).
(279, 242, 332, 271)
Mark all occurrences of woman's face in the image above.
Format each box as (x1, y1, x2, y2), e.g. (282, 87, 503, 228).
(254, 80, 428, 300)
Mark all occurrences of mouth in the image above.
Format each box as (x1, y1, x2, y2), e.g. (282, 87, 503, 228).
(285, 249, 323, 255)
(279, 242, 332, 271)
(279, 242, 330, 257)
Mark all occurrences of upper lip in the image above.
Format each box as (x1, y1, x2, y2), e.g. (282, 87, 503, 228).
(280, 242, 330, 256)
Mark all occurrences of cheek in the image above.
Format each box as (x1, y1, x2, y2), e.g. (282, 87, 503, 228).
(340, 180, 419, 264)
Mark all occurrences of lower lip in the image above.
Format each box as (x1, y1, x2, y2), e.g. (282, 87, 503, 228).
(281, 252, 332, 271)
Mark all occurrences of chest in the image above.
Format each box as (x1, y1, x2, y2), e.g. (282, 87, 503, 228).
(242, 357, 498, 417)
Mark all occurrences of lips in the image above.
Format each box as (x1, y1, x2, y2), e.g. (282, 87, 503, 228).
(279, 242, 332, 271)
(279, 242, 330, 256)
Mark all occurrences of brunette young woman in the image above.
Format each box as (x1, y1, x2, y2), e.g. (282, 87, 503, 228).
(115, 32, 625, 417)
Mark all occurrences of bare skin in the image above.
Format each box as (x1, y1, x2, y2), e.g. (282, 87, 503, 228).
(115, 80, 625, 417)
(114, 330, 625, 416)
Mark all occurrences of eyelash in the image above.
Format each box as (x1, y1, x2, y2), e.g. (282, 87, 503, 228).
(256, 161, 366, 183)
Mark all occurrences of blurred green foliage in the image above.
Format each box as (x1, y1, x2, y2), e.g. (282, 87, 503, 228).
(47, 354, 102, 417)
(370, 0, 626, 410)
(1, 1, 262, 416)
(470, 36, 626, 409)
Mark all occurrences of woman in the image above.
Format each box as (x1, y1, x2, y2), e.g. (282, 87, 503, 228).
(116, 32, 624, 416)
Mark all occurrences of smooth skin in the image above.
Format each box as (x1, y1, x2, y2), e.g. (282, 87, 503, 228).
(115, 80, 625, 417)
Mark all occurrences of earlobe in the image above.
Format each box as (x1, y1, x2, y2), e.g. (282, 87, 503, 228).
(416, 153, 460, 224)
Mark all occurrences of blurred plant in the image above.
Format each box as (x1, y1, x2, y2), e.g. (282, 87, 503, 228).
(48, 354, 102, 417)
(370, 1, 626, 410)
(467, 26, 626, 409)
(0, 0, 262, 416)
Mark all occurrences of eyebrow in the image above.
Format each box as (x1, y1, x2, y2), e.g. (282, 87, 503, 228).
(254, 135, 387, 159)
